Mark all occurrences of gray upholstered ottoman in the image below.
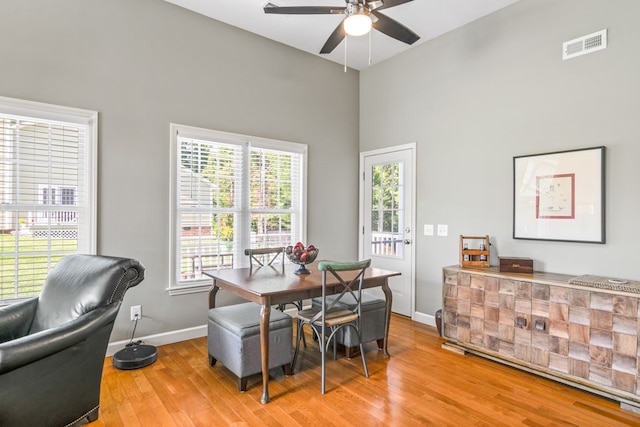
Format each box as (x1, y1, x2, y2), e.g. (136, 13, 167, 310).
(312, 293, 386, 357)
(208, 302, 293, 391)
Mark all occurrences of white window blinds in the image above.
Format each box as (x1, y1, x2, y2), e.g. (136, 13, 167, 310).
(249, 146, 302, 249)
(0, 97, 97, 301)
(169, 124, 307, 293)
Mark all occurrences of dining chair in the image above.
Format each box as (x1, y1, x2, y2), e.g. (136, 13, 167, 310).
(245, 247, 306, 347)
(244, 247, 285, 275)
(310, 292, 386, 358)
(244, 247, 299, 309)
(292, 259, 371, 394)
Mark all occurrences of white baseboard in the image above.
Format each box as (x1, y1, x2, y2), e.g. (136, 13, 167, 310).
(106, 310, 438, 357)
(106, 325, 207, 356)
(413, 310, 435, 327)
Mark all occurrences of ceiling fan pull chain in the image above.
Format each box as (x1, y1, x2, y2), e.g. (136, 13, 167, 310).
(368, 30, 372, 66)
(344, 35, 348, 73)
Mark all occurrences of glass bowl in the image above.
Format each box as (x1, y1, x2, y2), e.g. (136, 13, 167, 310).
(285, 245, 319, 275)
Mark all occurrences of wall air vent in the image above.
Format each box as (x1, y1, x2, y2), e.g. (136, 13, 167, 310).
(563, 29, 607, 60)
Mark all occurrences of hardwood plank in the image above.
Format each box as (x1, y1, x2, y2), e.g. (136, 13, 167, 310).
(98, 315, 640, 426)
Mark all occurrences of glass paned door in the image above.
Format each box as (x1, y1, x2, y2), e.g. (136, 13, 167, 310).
(361, 145, 414, 317)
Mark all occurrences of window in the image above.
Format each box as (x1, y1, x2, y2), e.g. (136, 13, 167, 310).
(0, 96, 97, 302)
(169, 124, 307, 294)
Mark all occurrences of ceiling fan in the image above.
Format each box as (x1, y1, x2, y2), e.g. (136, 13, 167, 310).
(264, 0, 420, 55)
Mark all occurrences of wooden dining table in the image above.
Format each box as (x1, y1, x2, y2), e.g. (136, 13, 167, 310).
(203, 261, 401, 403)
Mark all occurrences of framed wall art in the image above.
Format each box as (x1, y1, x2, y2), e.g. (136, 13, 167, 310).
(513, 146, 605, 243)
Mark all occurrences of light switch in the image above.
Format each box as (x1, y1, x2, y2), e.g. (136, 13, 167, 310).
(437, 224, 448, 236)
(424, 224, 434, 236)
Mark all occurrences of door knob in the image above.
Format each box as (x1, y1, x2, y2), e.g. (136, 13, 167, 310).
(404, 239, 411, 245)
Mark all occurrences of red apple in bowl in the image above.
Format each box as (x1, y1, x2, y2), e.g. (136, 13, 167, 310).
(286, 243, 319, 274)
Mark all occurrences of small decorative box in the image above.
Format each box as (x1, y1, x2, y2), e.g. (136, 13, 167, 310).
(499, 257, 533, 274)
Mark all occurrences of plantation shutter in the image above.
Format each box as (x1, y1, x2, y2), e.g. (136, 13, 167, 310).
(0, 100, 96, 301)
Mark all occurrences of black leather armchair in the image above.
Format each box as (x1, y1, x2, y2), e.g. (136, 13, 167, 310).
(0, 254, 145, 427)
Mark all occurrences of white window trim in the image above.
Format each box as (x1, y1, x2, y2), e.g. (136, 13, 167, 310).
(0, 96, 97, 252)
(0, 96, 98, 302)
(168, 123, 307, 295)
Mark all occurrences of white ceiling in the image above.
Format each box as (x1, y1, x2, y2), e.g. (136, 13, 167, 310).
(165, 0, 521, 70)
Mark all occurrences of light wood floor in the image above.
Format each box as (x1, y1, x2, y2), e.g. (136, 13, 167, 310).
(96, 315, 640, 426)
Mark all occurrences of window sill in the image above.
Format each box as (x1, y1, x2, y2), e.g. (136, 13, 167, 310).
(167, 280, 212, 296)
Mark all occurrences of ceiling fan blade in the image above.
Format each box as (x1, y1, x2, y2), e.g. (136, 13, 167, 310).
(375, 0, 414, 11)
(320, 21, 346, 54)
(263, 5, 345, 15)
(366, 1, 384, 11)
(372, 11, 420, 45)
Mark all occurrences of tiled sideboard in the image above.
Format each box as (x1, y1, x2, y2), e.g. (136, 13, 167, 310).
(442, 265, 640, 412)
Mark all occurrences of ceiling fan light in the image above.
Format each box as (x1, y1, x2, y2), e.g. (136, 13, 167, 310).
(344, 14, 372, 37)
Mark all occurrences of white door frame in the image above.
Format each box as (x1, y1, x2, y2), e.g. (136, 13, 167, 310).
(358, 143, 416, 319)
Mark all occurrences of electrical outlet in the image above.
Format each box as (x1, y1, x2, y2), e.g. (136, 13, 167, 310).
(130, 305, 141, 321)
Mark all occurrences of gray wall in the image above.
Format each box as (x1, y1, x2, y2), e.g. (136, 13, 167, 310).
(3, 0, 638, 341)
(0, 0, 360, 340)
(361, 0, 640, 317)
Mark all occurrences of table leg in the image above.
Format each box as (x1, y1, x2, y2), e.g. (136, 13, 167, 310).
(381, 279, 393, 358)
(260, 303, 271, 404)
(208, 283, 220, 309)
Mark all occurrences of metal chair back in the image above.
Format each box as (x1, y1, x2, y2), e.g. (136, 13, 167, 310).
(244, 247, 285, 275)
